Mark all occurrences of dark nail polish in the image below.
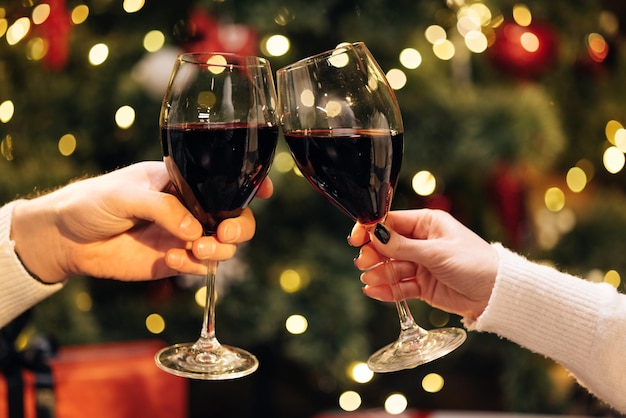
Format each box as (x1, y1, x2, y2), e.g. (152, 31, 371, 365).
(374, 223, 390, 244)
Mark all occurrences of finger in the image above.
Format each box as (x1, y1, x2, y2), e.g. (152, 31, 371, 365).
(347, 223, 370, 247)
(359, 259, 417, 286)
(255, 177, 274, 199)
(353, 244, 385, 271)
(362, 279, 422, 302)
(165, 248, 209, 276)
(137, 192, 203, 241)
(217, 208, 256, 243)
(192, 236, 238, 261)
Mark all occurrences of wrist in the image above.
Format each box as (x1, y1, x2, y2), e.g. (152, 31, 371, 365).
(11, 198, 69, 283)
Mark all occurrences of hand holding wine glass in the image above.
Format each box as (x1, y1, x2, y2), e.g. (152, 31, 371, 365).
(156, 52, 278, 380)
(277, 42, 466, 372)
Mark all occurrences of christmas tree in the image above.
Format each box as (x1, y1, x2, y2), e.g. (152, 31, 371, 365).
(1, 0, 625, 416)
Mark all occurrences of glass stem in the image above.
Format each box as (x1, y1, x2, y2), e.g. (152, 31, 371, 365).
(199, 260, 219, 346)
(384, 259, 426, 337)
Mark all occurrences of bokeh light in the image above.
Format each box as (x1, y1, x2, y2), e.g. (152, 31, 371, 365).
(422, 373, 445, 393)
(6, 17, 30, 45)
(273, 151, 296, 173)
(285, 314, 308, 334)
(143, 30, 165, 52)
(544, 187, 565, 212)
(338, 391, 361, 412)
(604, 270, 621, 288)
(512, 3, 532, 27)
(432, 39, 455, 60)
(71, 5, 89, 24)
(145, 313, 165, 334)
(0, 100, 14, 123)
(412, 170, 437, 196)
(399, 48, 422, 69)
(264, 34, 290, 57)
(566, 166, 587, 192)
(58, 133, 77, 156)
(603, 146, 625, 174)
(75, 291, 92, 312)
(115, 105, 136, 129)
(88, 43, 109, 66)
(123, 0, 145, 13)
(386, 68, 407, 90)
(32, 4, 50, 25)
(279, 268, 303, 293)
(384, 393, 408, 415)
(347, 361, 374, 383)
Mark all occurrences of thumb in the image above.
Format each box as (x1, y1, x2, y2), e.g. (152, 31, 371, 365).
(370, 223, 427, 265)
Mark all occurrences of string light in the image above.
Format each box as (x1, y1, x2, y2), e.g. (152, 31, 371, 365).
(399, 48, 422, 69)
(385, 68, 407, 90)
(412, 170, 436, 196)
(338, 391, 361, 412)
(566, 167, 587, 193)
(0, 100, 14, 123)
(115, 105, 136, 129)
(273, 151, 295, 173)
(58, 133, 77, 156)
(75, 291, 92, 312)
(347, 361, 374, 383)
(422, 373, 445, 393)
(263, 34, 290, 57)
(145, 313, 165, 334)
(88, 43, 109, 66)
(544, 187, 565, 212)
(143, 30, 165, 52)
(71, 5, 89, 24)
(603, 146, 625, 174)
(285, 314, 308, 334)
(604, 270, 621, 288)
(384, 393, 408, 415)
(6, 17, 30, 45)
(123, 0, 145, 14)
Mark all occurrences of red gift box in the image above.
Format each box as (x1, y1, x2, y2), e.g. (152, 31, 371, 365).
(0, 340, 187, 418)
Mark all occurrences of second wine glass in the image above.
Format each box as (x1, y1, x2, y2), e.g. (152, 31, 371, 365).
(277, 42, 466, 372)
(156, 52, 278, 380)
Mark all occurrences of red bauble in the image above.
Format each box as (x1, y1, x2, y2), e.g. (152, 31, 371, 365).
(184, 8, 258, 56)
(488, 20, 558, 79)
(38, 0, 72, 71)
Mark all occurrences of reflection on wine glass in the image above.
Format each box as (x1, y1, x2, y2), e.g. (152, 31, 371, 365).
(277, 42, 466, 372)
(155, 52, 278, 380)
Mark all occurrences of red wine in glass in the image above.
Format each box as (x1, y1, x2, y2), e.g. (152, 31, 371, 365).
(284, 128, 403, 225)
(163, 123, 278, 234)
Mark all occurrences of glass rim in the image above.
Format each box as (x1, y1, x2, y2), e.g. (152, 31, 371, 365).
(276, 41, 367, 73)
(177, 52, 270, 68)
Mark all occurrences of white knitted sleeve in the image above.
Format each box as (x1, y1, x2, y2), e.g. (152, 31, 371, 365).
(464, 243, 626, 413)
(0, 200, 63, 328)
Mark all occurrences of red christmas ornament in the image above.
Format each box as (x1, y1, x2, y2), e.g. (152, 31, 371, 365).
(488, 162, 528, 249)
(37, 0, 72, 71)
(488, 20, 558, 79)
(184, 8, 258, 56)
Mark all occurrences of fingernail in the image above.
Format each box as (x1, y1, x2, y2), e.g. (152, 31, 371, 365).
(374, 223, 390, 244)
(166, 251, 184, 269)
(221, 221, 241, 243)
(196, 240, 217, 258)
(180, 214, 198, 236)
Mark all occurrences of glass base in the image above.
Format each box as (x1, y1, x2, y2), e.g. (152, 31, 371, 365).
(155, 342, 259, 380)
(367, 327, 467, 373)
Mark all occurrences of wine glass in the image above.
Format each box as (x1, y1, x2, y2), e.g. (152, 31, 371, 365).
(155, 52, 278, 379)
(276, 42, 466, 372)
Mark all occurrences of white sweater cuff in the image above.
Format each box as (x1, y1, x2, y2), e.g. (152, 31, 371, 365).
(0, 200, 63, 327)
(465, 244, 605, 358)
